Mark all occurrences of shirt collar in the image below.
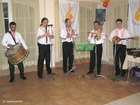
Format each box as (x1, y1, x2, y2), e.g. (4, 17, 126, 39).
(116, 28, 124, 32)
(11, 31, 16, 34)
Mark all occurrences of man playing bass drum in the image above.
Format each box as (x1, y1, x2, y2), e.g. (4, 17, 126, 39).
(1, 22, 30, 83)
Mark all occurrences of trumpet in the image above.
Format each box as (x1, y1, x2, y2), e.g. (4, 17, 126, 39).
(87, 20, 104, 40)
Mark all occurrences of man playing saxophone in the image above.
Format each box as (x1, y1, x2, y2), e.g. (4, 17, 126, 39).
(87, 21, 105, 75)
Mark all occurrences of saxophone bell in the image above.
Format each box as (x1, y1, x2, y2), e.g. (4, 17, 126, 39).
(96, 20, 104, 40)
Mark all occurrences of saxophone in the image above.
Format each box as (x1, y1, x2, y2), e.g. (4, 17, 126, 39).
(96, 20, 104, 40)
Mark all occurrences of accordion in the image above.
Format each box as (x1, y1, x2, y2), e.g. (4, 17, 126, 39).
(127, 48, 140, 58)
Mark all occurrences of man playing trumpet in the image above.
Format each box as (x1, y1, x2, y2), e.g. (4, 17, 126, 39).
(87, 21, 105, 75)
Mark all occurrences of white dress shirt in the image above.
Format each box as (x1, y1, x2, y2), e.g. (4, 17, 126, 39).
(1, 31, 28, 49)
(109, 28, 130, 45)
(88, 29, 105, 44)
(36, 26, 54, 45)
(60, 27, 78, 42)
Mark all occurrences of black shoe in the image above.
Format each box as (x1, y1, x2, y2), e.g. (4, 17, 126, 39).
(20, 76, 26, 80)
(115, 72, 120, 76)
(87, 71, 93, 75)
(69, 66, 76, 73)
(38, 75, 43, 79)
(64, 71, 67, 74)
(97, 72, 100, 75)
(97, 70, 101, 75)
(69, 69, 75, 72)
(47, 72, 55, 75)
(121, 70, 126, 77)
(9, 78, 14, 83)
(70, 70, 75, 72)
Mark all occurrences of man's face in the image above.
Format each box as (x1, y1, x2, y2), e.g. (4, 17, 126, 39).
(116, 21, 122, 29)
(10, 25, 16, 32)
(93, 23, 99, 30)
(42, 20, 48, 27)
(66, 19, 71, 27)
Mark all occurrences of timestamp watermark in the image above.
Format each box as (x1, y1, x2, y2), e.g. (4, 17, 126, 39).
(2, 99, 23, 104)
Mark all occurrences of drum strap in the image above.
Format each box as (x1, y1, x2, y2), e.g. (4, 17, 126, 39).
(9, 31, 16, 44)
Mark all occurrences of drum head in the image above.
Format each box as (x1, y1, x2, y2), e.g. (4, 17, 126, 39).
(5, 43, 22, 57)
(5, 43, 28, 64)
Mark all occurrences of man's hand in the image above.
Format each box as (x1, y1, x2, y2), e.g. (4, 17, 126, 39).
(67, 34, 72, 38)
(112, 39, 114, 42)
(126, 38, 129, 41)
(91, 32, 94, 37)
(45, 31, 50, 37)
(37, 32, 49, 39)
(49, 35, 54, 39)
(72, 31, 75, 36)
(7, 44, 13, 48)
(91, 32, 96, 37)
(26, 49, 30, 54)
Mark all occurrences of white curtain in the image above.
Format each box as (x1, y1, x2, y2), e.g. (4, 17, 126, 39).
(59, 0, 79, 33)
(78, 1, 97, 59)
(54, 0, 97, 67)
(39, 0, 55, 67)
(54, 0, 62, 63)
(106, 0, 128, 60)
(54, 0, 97, 61)
(54, 0, 129, 64)
(11, 0, 40, 68)
(128, 0, 140, 36)
(128, 0, 140, 48)
(0, 0, 7, 70)
(59, 0, 79, 61)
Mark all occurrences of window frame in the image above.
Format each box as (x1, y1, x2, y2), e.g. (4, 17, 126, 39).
(2, 0, 12, 32)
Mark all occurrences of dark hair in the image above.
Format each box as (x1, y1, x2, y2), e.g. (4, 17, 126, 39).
(116, 18, 122, 23)
(93, 20, 100, 25)
(65, 18, 71, 23)
(40, 17, 49, 25)
(10, 22, 16, 26)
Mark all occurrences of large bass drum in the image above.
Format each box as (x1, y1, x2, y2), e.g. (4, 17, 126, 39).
(5, 43, 28, 64)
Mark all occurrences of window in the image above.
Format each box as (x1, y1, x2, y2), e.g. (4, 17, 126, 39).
(2, 0, 11, 33)
(2, 2, 9, 32)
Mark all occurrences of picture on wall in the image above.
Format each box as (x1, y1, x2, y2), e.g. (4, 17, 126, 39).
(96, 9, 106, 22)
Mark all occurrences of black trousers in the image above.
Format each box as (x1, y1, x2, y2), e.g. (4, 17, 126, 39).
(113, 44, 126, 73)
(8, 60, 24, 79)
(89, 44, 103, 73)
(37, 43, 52, 76)
(62, 42, 74, 72)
